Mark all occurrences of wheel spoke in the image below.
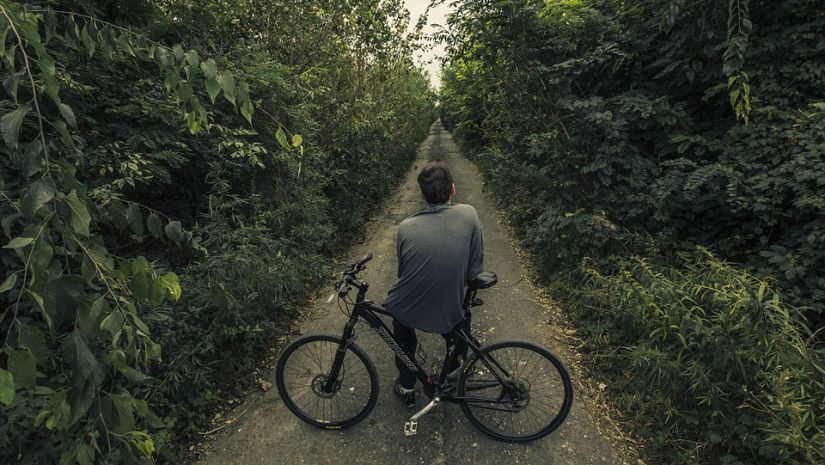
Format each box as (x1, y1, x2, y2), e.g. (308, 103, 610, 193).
(459, 342, 572, 441)
(276, 336, 378, 428)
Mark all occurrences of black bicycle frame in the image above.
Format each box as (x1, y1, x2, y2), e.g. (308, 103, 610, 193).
(324, 279, 511, 402)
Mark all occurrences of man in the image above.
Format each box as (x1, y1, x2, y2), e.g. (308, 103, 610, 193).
(383, 160, 484, 408)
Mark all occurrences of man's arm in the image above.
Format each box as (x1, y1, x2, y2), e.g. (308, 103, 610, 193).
(396, 228, 404, 279)
(467, 211, 484, 280)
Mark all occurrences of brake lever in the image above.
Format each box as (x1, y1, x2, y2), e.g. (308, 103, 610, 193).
(328, 278, 345, 304)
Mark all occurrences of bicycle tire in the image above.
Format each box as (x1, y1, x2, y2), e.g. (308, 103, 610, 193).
(457, 340, 573, 442)
(275, 334, 379, 429)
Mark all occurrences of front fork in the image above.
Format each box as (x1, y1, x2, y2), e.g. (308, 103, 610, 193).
(323, 313, 359, 393)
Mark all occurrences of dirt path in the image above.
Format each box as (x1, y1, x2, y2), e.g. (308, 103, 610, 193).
(197, 121, 621, 465)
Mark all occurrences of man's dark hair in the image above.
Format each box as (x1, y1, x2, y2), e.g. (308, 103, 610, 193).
(417, 161, 454, 204)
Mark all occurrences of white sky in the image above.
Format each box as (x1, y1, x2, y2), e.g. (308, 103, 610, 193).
(403, 0, 452, 89)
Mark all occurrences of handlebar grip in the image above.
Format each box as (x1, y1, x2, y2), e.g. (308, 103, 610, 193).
(357, 253, 373, 267)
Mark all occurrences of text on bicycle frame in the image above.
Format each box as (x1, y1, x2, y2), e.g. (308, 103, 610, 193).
(373, 326, 418, 372)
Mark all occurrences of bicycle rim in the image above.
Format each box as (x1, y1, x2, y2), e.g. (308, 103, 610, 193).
(276, 334, 379, 429)
(458, 340, 573, 442)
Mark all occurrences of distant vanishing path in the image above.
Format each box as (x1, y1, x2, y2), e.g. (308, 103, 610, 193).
(197, 121, 621, 465)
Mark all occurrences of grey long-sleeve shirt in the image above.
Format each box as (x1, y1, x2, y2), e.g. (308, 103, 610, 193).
(384, 203, 484, 333)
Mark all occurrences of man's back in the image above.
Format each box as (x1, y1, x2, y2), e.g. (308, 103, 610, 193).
(384, 203, 483, 333)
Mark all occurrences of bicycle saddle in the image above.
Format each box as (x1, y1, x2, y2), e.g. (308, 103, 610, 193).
(468, 271, 497, 289)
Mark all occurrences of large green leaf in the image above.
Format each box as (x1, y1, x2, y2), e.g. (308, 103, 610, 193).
(80, 22, 95, 57)
(8, 349, 36, 388)
(275, 127, 289, 150)
(3, 73, 20, 102)
(147, 278, 166, 306)
(76, 444, 95, 465)
(1, 212, 21, 237)
(124, 366, 151, 383)
(57, 102, 77, 128)
(31, 236, 53, 270)
(65, 190, 91, 237)
(36, 391, 70, 430)
(126, 204, 144, 235)
(39, 53, 60, 104)
(108, 393, 136, 433)
(100, 310, 125, 338)
(164, 68, 179, 93)
(67, 377, 96, 425)
(0, 19, 9, 59)
(200, 58, 217, 80)
(108, 349, 128, 374)
(0, 272, 17, 294)
(80, 296, 109, 337)
(18, 324, 48, 363)
(85, 244, 113, 272)
(62, 330, 101, 385)
(0, 369, 14, 405)
(20, 141, 44, 177)
(238, 83, 253, 124)
(4, 236, 33, 249)
(146, 212, 163, 237)
(43, 9, 56, 41)
(164, 220, 184, 246)
(159, 272, 181, 301)
(201, 58, 221, 103)
(29, 237, 54, 289)
(22, 179, 56, 219)
(1, 104, 29, 149)
(49, 119, 75, 150)
(217, 73, 235, 105)
(184, 50, 200, 79)
(171, 44, 184, 63)
(130, 269, 151, 301)
(27, 289, 53, 329)
(205, 76, 220, 104)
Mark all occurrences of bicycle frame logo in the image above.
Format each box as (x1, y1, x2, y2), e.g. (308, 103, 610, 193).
(374, 326, 418, 372)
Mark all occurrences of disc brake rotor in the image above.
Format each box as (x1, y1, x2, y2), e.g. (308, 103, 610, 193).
(311, 374, 340, 398)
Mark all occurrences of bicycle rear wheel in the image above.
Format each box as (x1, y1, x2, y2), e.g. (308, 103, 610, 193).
(457, 340, 573, 442)
(275, 334, 379, 429)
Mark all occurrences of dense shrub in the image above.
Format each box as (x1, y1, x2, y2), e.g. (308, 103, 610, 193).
(439, 0, 824, 463)
(0, 1, 435, 463)
(567, 247, 824, 463)
(441, 0, 825, 318)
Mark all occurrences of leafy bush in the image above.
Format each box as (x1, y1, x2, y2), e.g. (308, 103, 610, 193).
(1, 1, 435, 463)
(566, 247, 824, 464)
(439, 0, 825, 463)
(440, 0, 825, 319)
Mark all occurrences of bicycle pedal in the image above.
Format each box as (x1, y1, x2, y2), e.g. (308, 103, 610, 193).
(404, 420, 418, 436)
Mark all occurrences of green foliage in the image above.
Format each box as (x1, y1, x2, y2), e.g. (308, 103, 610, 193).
(440, 0, 824, 463)
(1, 0, 435, 463)
(566, 247, 824, 464)
(724, 0, 752, 123)
(440, 0, 825, 317)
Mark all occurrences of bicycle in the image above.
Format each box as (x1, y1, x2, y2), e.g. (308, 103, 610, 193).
(275, 253, 574, 442)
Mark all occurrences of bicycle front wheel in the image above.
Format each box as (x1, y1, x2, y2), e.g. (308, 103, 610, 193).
(457, 340, 573, 442)
(275, 334, 379, 429)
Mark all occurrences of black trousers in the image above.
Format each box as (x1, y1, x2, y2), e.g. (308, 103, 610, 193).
(393, 313, 472, 390)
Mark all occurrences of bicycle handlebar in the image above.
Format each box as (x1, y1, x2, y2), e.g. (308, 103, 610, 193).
(331, 251, 492, 305)
(332, 253, 374, 298)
